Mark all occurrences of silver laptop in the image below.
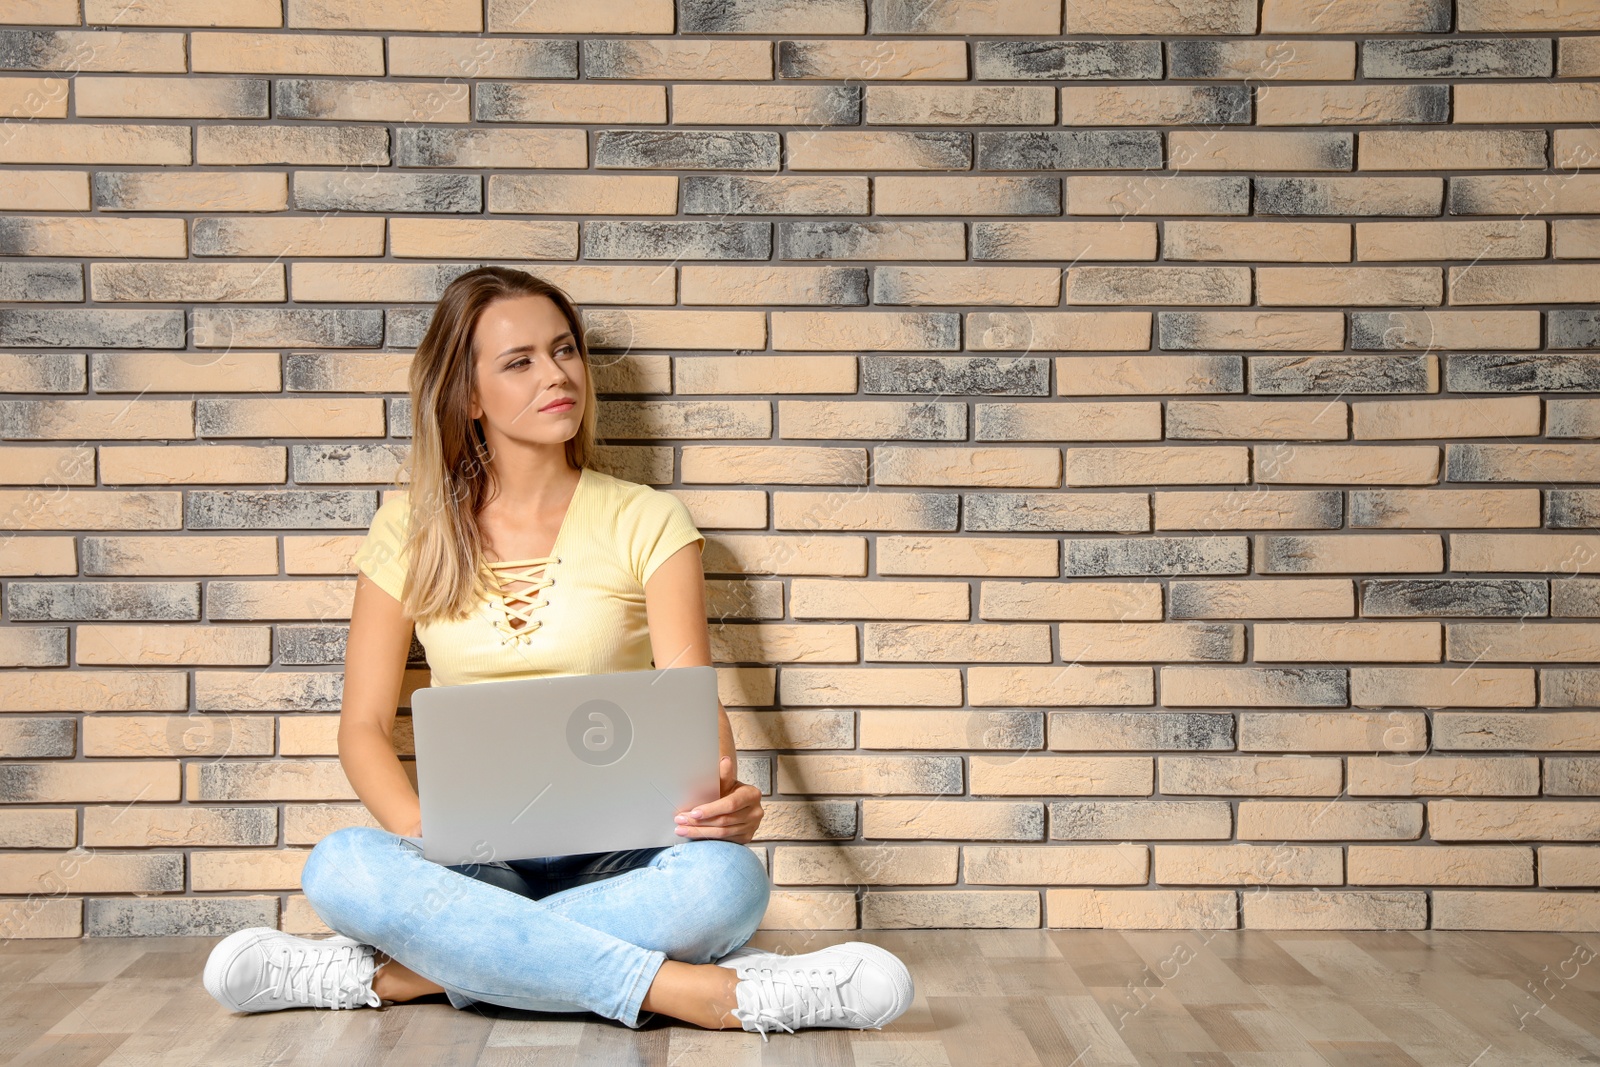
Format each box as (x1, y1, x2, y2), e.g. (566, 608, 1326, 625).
(404, 665, 722, 866)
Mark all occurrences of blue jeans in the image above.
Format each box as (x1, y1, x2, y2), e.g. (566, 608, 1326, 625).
(299, 826, 772, 1028)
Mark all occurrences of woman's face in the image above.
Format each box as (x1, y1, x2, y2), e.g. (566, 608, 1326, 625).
(468, 293, 586, 452)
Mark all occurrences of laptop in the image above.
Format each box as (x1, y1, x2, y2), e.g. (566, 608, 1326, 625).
(403, 664, 722, 866)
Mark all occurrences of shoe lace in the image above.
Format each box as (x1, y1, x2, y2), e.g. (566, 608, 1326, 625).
(263, 939, 381, 1010)
(731, 964, 864, 1042)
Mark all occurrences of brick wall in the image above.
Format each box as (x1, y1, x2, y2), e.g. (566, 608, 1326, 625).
(1, 0, 1598, 940)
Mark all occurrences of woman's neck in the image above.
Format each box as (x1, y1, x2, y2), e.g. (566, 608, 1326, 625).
(480, 440, 579, 518)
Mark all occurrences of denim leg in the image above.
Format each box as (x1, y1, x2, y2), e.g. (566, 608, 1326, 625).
(298, 826, 669, 1027)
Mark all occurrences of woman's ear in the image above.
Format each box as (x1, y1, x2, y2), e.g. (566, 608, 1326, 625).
(468, 390, 482, 420)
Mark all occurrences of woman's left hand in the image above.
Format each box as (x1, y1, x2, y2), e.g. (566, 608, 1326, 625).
(675, 756, 763, 845)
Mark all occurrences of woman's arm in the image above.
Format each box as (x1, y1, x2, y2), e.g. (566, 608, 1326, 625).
(337, 572, 424, 836)
(643, 540, 763, 845)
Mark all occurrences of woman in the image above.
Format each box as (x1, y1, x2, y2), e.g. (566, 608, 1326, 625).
(200, 267, 914, 1040)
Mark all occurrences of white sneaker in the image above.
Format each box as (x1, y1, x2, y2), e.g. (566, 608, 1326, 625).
(204, 927, 384, 1013)
(716, 941, 914, 1041)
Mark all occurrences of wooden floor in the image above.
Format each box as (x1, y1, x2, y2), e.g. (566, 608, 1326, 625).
(4, 928, 1600, 1065)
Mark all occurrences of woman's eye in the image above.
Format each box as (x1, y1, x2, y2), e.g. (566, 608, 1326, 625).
(507, 357, 530, 369)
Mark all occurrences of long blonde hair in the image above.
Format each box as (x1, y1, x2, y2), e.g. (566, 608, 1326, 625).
(400, 267, 599, 622)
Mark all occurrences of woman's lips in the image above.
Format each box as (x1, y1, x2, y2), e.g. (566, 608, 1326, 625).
(541, 398, 575, 413)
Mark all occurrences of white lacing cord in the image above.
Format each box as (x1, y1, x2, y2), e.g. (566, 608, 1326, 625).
(265, 940, 380, 1010)
(730, 964, 855, 1042)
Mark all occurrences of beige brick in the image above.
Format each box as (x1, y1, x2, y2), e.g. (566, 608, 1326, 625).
(288, 0, 480, 30)
(862, 622, 1050, 663)
(1257, 267, 1441, 307)
(93, 353, 281, 395)
(1155, 843, 1341, 885)
(1261, 0, 1446, 31)
(862, 890, 1038, 930)
(1456, 83, 1600, 124)
(1362, 397, 1541, 442)
(1351, 667, 1535, 708)
(1361, 130, 1548, 172)
(0, 538, 77, 577)
(0, 490, 182, 531)
(1168, 132, 1351, 172)
(1350, 488, 1540, 529)
(0, 217, 186, 258)
(1244, 890, 1426, 930)
(1239, 710, 1429, 753)
(1161, 755, 1342, 796)
(191, 32, 385, 75)
(191, 848, 311, 892)
(1153, 489, 1342, 531)
(1161, 666, 1344, 708)
(1451, 264, 1600, 306)
(95, 172, 288, 212)
(0, 852, 182, 895)
(0, 124, 189, 165)
(277, 79, 470, 123)
(1349, 845, 1531, 886)
(1448, 623, 1600, 664)
(76, 77, 269, 119)
(207, 579, 356, 620)
(979, 580, 1163, 621)
(862, 800, 1042, 841)
(969, 665, 1154, 707)
(1434, 712, 1600, 751)
(1451, 175, 1600, 215)
(1066, 0, 1251, 32)
(76, 625, 271, 667)
(970, 220, 1156, 262)
(84, 0, 282, 23)
(858, 710, 1035, 750)
(1254, 621, 1440, 663)
(1066, 445, 1248, 486)
(1238, 800, 1424, 840)
(1167, 578, 1354, 619)
(1539, 846, 1600, 887)
(0, 809, 76, 849)
(198, 399, 384, 438)
(193, 217, 386, 257)
(389, 219, 576, 260)
(0, 761, 178, 803)
(1432, 800, 1600, 841)
(187, 760, 356, 801)
(760, 890, 857, 931)
(971, 755, 1153, 796)
(1450, 533, 1600, 574)
(489, 175, 677, 215)
(90, 262, 284, 303)
(1561, 37, 1600, 77)
(772, 845, 957, 886)
(1356, 221, 1546, 262)
(0, 76, 67, 118)
(1554, 219, 1600, 259)
(968, 311, 1151, 352)
(1047, 888, 1237, 929)
(1348, 756, 1538, 797)
(83, 536, 276, 577)
(0, 671, 186, 712)
(964, 844, 1148, 885)
(81, 714, 274, 757)
(0, 171, 90, 211)
(0, 447, 95, 487)
(1068, 266, 1250, 306)
(283, 535, 364, 575)
(1165, 221, 1349, 263)
(1435, 889, 1600, 931)
(1259, 86, 1449, 126)
(9, 0, 84, 25)
(777, 668, 953, 710)
(1160, 312, 1344, 351)
(1054, 356, 1235, 397)
(1255, 444, 1439, 486)
(486, 0, 691, 33)
(1258, 532, 1443, 573)
(1066, 175, 1245, 217)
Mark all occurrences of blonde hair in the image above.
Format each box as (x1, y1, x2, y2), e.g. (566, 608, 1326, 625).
(400, 266, 599, 622)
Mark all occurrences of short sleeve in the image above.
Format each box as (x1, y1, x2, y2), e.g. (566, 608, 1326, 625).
(628, 489, 705, 586)
(351, 494, 412, 601)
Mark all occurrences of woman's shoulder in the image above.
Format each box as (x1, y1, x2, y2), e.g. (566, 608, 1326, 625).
(586, 468, 686, 522)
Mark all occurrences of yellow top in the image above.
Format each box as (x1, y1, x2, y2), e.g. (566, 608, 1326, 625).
(351, 466, 706, 687)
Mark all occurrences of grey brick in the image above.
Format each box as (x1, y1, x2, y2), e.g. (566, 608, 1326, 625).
(192, 308, 383, 349)
(7, 582, 199, 621)
(974, 40, 1161, 80)
(291, 444, 409, 484)
(1544, 669, 1600, 708)
(0, 309, 185, 349)
(777, 220, 962, 260)
(0, 353, 86, 393)
(582, 221, 772, 260)
(387, 397, 413, 439)
(862, 356, 1049, 396)
(1065, 536, 1247, 576)
(1362, 38, 1554, 78)
(1546, 757, 1600, 795)
(1351, 312, 1453, 352)
(582, 39, 691, 79)
(278, 624, 426, 665)
(1257, 175, 1440, 216)
(0, 30, 92, 70)
(186, 490, 377, 530)
(0, 717, 75, 758)
(739, 756, 773, 795)
(443, 37, 575, 77)
(293, 172, 480, 214)
(385, 308, 432, 349)
(197, 672, 342, 711)
(681, 175, 867, 216)
(0, 627, 68, 667)
(1549, 490, 1600, 529)
(595, 130, 780, 170)
(0, 262, 83, 303)
(1551, 579, 1600, 618)
(1050, 710, 1234, 750)
(87, 896, 277, 937)
(1050, 799, 1231, 840)
(1445, 354, 1600, 393)
(1549, 311, 1600, 351)
(392, 128, 549, 168)
(977, 130, 1163, 171)
(1249, 354, 1436, 395)
(1360, 578, 1547, 618)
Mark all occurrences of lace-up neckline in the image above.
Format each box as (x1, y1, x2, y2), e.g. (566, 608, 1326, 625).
(484, 468, 586, 646)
